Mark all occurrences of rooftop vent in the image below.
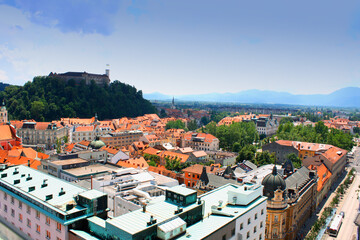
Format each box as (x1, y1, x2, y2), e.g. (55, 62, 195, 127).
(1, 173, 7, 178)
(41, 179, 48, 188)
(147, 215, 157, 226)
(26, 174, 32, 181)
(21, 174, 25, 178)
(28, 186, 35, 192)
(13, 167, 19, 175)
(59, 188, 65, 196)
(45, 194, 53, 201)
(175, 206, 183, 214)
(14, 179, 20, 185)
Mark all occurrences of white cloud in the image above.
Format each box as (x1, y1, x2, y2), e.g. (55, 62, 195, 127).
(0, 69, 8, 81)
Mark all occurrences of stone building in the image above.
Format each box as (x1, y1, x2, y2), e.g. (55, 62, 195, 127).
(49, 70, 110, 86)
(15, 121, 67, 149)
(262, 166, 317, 240)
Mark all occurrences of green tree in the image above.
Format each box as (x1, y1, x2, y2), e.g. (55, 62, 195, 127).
(286, 153, 302, 169)
(236, 145, 257, 163)
(160, 109, 167, 118)
(187, 120, 198, 131)
(253, 151, 276, 166)
(165, 120, 186, 130)
(30, 101, 45, 121)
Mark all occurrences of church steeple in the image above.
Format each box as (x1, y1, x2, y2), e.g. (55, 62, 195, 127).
(171, 96, 175, 109)
(0, 99, 8, 123)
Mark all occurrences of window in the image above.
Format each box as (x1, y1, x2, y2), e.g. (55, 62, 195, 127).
(57, 222, 61, 232)
(27, 219, 31, 228)
(11, 209, 14, 217)
(254, 226, 257, 233)
(11, 196, 14, 204)
(222, 234, 226, 240)
(261, 209, 264, 215)
(248, 218, 251, 225)
(57, 238, 61, 240)
(274, 215, 278, 223)
(4, 193, 7, 200)
(260, 221, 263, 228)
(36, 210, 40, 219)
(255, 213, 258, 220)
(4, 204, 7, 212)
(18, 202, 22, 209)
(240, 223, 243, 230)
(231, 228, 235, 236)
(259, 234, 262, 240)
(46, 230, 51, 239)
(36, 224, 40, 233)
(247, 231, 250, 239)
(46, 216, 50, 225)
(19, 213, 23, 222)
(27, 205, 31, 214)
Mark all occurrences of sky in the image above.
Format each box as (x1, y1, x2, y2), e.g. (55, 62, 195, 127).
(0, 0, 360, 95)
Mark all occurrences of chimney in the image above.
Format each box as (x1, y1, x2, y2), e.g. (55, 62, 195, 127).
(142, 204, 146, 213)
(28, 159, 30, 167)
(91, 175, 93, 190)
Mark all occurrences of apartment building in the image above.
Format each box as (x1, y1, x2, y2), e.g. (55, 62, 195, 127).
(0, 165, 107, 240)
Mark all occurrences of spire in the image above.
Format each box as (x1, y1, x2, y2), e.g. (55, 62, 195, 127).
(171, 96, 175, 109)
(199, 166, 209, 186)
(272, 165, 277, 175)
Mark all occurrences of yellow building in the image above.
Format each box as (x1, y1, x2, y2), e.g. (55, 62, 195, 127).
(263, 166, 317, 240)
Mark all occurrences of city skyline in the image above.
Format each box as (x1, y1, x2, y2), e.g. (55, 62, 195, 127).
(0, 0, 360, 95)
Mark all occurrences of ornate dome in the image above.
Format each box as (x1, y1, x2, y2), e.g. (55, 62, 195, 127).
(261, 166, 286, 199)
(90, 137, 106, 149)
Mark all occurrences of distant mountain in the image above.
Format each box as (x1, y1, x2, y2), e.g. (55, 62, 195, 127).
(144, 87, 360, 107)
(0, 82, 10, 91)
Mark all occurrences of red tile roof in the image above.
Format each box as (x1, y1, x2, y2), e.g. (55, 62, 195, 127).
(322, 147, 347, 164)
(75, 126, 94, 132)
(182, 164, 221, 175)
(116, 157, 149, 169)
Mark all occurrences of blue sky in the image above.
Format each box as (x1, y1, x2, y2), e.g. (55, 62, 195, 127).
(0, 0, 360, 95)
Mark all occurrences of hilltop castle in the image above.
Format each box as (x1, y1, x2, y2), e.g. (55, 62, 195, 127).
(49, 68, 110, 86)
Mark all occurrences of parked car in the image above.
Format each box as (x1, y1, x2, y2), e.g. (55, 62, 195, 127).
(339, 211, 345, 218)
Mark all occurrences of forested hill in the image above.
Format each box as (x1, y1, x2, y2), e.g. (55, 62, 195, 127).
(0, 76, 156, 121)
(0, 82, 10, 91)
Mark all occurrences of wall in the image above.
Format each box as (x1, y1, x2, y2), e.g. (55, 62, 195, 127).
(0, 189, 68, 240)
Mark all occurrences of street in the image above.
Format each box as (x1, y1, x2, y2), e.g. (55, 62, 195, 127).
(324, 146, 360, 240)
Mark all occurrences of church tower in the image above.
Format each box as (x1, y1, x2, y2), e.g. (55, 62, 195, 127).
(0, 100, 8, 123)
(171, 96, 175, 109)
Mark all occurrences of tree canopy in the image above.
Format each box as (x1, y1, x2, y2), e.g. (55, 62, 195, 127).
(165, 120, 186, 130)
(202, 121, 259, 151)
(276, 121, 354, 151)
(0, 76, 156, 121)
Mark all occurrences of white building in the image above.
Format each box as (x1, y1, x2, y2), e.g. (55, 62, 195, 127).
(92, 168, 178, 217)
(0, 165, 107, 240)
(178, 183, 267, 240)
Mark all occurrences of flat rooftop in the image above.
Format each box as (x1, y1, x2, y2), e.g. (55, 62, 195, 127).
(62, 164, 118, 177)
(0, 165, 96, 220)
(178, 184, 267, 239)
(50, 158, 88, 166)
(107, 194, 200, 235)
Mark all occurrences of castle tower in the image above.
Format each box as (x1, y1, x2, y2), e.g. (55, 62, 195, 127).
(105, 64, 110, 78)
(0, 100, 8, 123)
